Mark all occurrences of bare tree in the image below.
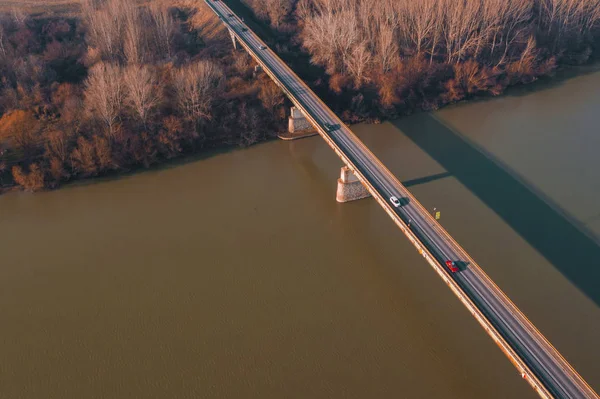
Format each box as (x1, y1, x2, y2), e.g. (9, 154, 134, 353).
(123, 0, 146, 64)
(376, 24, 398, 72)
(265, 0, 294, 28)
(45, 130, 71, 163)
(11, 7, 27, 28)
(149, 3, 175, 58)
(123, 64, 159, 125)
(173, 61, 224, 122)
(84, 62, 124, 134)
(80, 0, 123, 60)
(0, 23, 6, 58)
(345, 41, 372, 87)
(258, 81, 284, 110)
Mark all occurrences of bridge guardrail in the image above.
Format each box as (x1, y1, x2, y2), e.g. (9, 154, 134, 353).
(205, 2, 599, 397)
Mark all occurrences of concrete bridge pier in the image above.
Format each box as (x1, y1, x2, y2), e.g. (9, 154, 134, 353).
(288, 107, 314, 134)
(336, 166, 371, 203)
(279, 106, 318, 140)
(228, 28, 237, 49)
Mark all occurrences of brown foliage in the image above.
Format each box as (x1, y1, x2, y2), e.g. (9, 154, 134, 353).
(297, 0, 600, 115)
(12, 163, 45, 191)
(157, 115, 184, 158)
(49, 156, 69, 184)
(70, 135, 97, 176)
(0, 110, 41, 156)
(173, 61, 224, 122)
(258, 81, 284, 110)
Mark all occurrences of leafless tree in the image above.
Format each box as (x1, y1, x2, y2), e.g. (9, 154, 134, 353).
(173, 61, 224, 122)
(149, 3, 175, 59)
(265, 0, 294, 28)
(377, 24, 398, 72)
(80, 0, 123, 60)
(122, 0, 146, 64)
(11, 7, 27, 28)
(45, 130, 71, 163)
(123, 64, 159, 125)
(84, 62, 124, 134)
(258, 81, 284, 110)
(345, 41, 371, 87)
(0, 23, 6, 58)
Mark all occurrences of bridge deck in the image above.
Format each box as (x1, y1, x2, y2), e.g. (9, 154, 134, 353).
(205, 1, 599, 398)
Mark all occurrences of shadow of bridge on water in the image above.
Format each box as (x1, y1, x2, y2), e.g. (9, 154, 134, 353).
(393, 113, 600, 307)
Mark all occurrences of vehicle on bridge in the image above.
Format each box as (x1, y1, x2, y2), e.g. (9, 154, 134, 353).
(445, 260, 459, 273)
(390, 196, 401, 207)
(324, 123, 340, 132)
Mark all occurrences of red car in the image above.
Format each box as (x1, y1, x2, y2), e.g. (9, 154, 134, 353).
(445, 260, 459, 273)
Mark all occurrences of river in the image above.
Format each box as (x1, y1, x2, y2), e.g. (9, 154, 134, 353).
(1, 66, 599, 398)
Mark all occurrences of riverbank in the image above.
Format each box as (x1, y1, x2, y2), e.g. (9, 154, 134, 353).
(239, 0, 600, 123)
(3, 65, 600, 396)
(2, 0, 600, 193)
(0, 0, 288, 192)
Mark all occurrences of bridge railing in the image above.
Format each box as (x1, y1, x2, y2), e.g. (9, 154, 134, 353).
(205, 2, 599, 398)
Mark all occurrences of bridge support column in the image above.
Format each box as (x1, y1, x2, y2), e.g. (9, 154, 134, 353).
(288, 107, 314, 134)
(279, 106, 318, 140)
(228, 28, 237, 50)
(336, 166, 371, 203)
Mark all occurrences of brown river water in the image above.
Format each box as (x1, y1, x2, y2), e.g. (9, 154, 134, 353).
(2, 66, 600, 398)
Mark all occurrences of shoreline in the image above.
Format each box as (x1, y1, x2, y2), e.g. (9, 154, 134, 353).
(3, 61, 598, 196)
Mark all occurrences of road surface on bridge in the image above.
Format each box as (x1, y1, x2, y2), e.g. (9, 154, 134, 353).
(206, 1, 599, 398)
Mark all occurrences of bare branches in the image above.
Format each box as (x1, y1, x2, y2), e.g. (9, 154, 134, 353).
(123, 64, 160, 125)
(81, 0, 176, 64)
(244, 0, 294, 28)
(80, 0, 124, 60)
(300, 0, 599, 75)
(11, 7, 27, 28)
(149, 3, 175, 59)
(345, 41, 371, 87)
(173, 61, 224, 122)
(0, 23, 6, 58)
(122, 0, 146, 65)
(84, 62, 124, 133)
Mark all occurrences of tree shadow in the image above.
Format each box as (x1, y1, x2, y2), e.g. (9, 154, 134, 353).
(56, 145, 239, 193)
(393, 114, 600, 307)
(451, 63, 600, 110)
(403, 172, 452, 188)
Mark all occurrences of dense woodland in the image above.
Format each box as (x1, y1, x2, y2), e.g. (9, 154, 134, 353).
(0, 0, 286, 191)
(244, 0, 600, 119)
(2, 0, 600, 192)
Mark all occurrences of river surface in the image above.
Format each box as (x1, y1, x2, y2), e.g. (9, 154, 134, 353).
(2, 66, 600, 398)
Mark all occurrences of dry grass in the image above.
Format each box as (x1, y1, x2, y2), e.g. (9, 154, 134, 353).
(0, 0, 156, 18)
(0, 0, 81, 17)
(174, 0, 227, 41)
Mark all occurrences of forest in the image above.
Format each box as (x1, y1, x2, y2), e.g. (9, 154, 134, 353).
(244, 0, 600, 119)
(2, 0, 600, 192)
(0, 0, 286, 191)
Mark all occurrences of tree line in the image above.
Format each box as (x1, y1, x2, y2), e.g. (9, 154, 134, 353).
(0, 0, 286, 191)
(242, 0, 600, 118)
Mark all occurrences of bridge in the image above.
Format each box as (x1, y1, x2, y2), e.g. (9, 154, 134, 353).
(205, 1, 599, 398)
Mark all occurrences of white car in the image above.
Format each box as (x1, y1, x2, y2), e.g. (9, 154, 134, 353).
(390, 196, 401, 207)
(259, 45, 267, 50)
